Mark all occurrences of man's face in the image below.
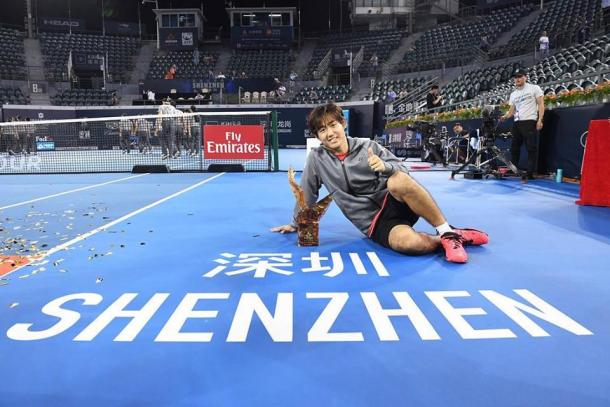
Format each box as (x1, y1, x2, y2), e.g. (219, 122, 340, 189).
(514, 75, 526, 87)
(454, 125, 462, 134)
(316, 114, 347, 152)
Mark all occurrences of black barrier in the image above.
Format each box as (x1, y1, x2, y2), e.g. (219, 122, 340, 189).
(539, 103, 610, 178)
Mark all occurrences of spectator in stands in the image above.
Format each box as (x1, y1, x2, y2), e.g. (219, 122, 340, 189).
(398, 89, 408, 99)
(194, 92, 204, 103)
(387, 89, 397, 102)
(426, 85, 443, 112)
(577, 17, 591, 44)
(500, 68, 545, 181)
(289, 71, 298, 92)
(480, 35, 490, 53)
(147, 89, 155, 102)
(165, 64, 177, 80)
(193, 48, 200, 65)
(217, 72, 226, 80)
(370, 53, 379, 71)
(539, 31, 550, 58)
(274, 78, 286, 98)
(111, 92, 119, 106)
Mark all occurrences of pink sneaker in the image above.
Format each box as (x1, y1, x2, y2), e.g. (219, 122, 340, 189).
(452, 227, 489, 246)
(440, 232, 468, 263)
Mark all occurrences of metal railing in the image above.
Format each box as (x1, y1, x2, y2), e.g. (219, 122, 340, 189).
(352, 46, 365, 73)
(314, 49, 332, 80)
(385, 76, 438, 119)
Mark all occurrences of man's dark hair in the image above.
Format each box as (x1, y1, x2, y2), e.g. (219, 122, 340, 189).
(453, 122, 462, 128)
(431, 85, 440, 91)
(190, 105, 197, 112)
(307, 102, 345, 136)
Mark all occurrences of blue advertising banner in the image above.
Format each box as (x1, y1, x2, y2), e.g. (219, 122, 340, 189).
(477, 0, 520, 9)
(159, 28, 198, 50)
(231, 26, 293, 49)
(104, 21, 140, 37)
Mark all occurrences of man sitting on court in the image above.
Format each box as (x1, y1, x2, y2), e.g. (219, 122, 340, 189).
(271, 103, 488, 263)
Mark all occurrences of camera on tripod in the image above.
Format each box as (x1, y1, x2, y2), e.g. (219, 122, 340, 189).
(480, 105, 503, 146)
(450, 105, 520, 179)
(408, 121, 446, 166)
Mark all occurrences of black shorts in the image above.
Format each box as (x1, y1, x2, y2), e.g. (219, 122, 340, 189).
(369, 193, 420, 249)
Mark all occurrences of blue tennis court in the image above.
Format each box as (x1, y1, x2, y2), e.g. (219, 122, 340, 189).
(1, 150, 609, 406)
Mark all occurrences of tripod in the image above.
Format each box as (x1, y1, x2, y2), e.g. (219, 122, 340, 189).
(450, 133, 521, 179)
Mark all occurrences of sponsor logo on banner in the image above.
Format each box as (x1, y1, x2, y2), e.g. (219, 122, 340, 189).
(36, 141, 56, 151)
(182, 31, 193, 46)
(164, 32, 177, 45)
(204, 125, 264, 159)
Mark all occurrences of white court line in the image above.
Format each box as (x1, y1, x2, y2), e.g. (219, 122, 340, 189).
(0, 173, 150, 211)
(2, 172, 226, 278)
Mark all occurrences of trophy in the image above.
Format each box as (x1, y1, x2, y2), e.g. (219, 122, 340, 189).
(288, 168, 333, 246)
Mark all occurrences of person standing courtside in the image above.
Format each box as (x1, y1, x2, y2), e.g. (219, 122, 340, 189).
(119, 114, 133, 154)
(500, 68, 545, 181)
(16, 117, 28, 155)
(6, 117, 19, 155)
(135, 116, 153, 154)
(181, 106, 198, 157)
(156, 97, 179, 160)
(25, 118, 36, 154)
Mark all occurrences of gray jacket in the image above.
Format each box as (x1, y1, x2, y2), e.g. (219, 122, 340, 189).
(295, 136, 409, 235)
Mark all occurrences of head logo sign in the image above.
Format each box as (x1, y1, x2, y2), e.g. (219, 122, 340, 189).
(203, 125, 264, 159)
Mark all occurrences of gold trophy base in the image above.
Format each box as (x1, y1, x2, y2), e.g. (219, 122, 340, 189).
(297, 221, 320, 247)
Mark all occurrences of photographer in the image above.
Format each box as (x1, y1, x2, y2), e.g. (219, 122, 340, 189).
(500, 69, 544, 180)
(426, 85, 442, 112)
(452, 123, 478, 163)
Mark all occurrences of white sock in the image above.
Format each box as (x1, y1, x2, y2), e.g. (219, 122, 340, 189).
(435, 223, 453, 236)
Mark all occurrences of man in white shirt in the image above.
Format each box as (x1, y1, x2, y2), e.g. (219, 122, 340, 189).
(147, 90, 155, 103)
(500, 68, 545, 180)
(539, 31, 550, 58)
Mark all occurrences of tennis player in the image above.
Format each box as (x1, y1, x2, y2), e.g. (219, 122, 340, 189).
(271, 103, 489, 263)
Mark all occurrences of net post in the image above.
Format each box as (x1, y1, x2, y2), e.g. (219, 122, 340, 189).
(271, 110, 279, 172)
